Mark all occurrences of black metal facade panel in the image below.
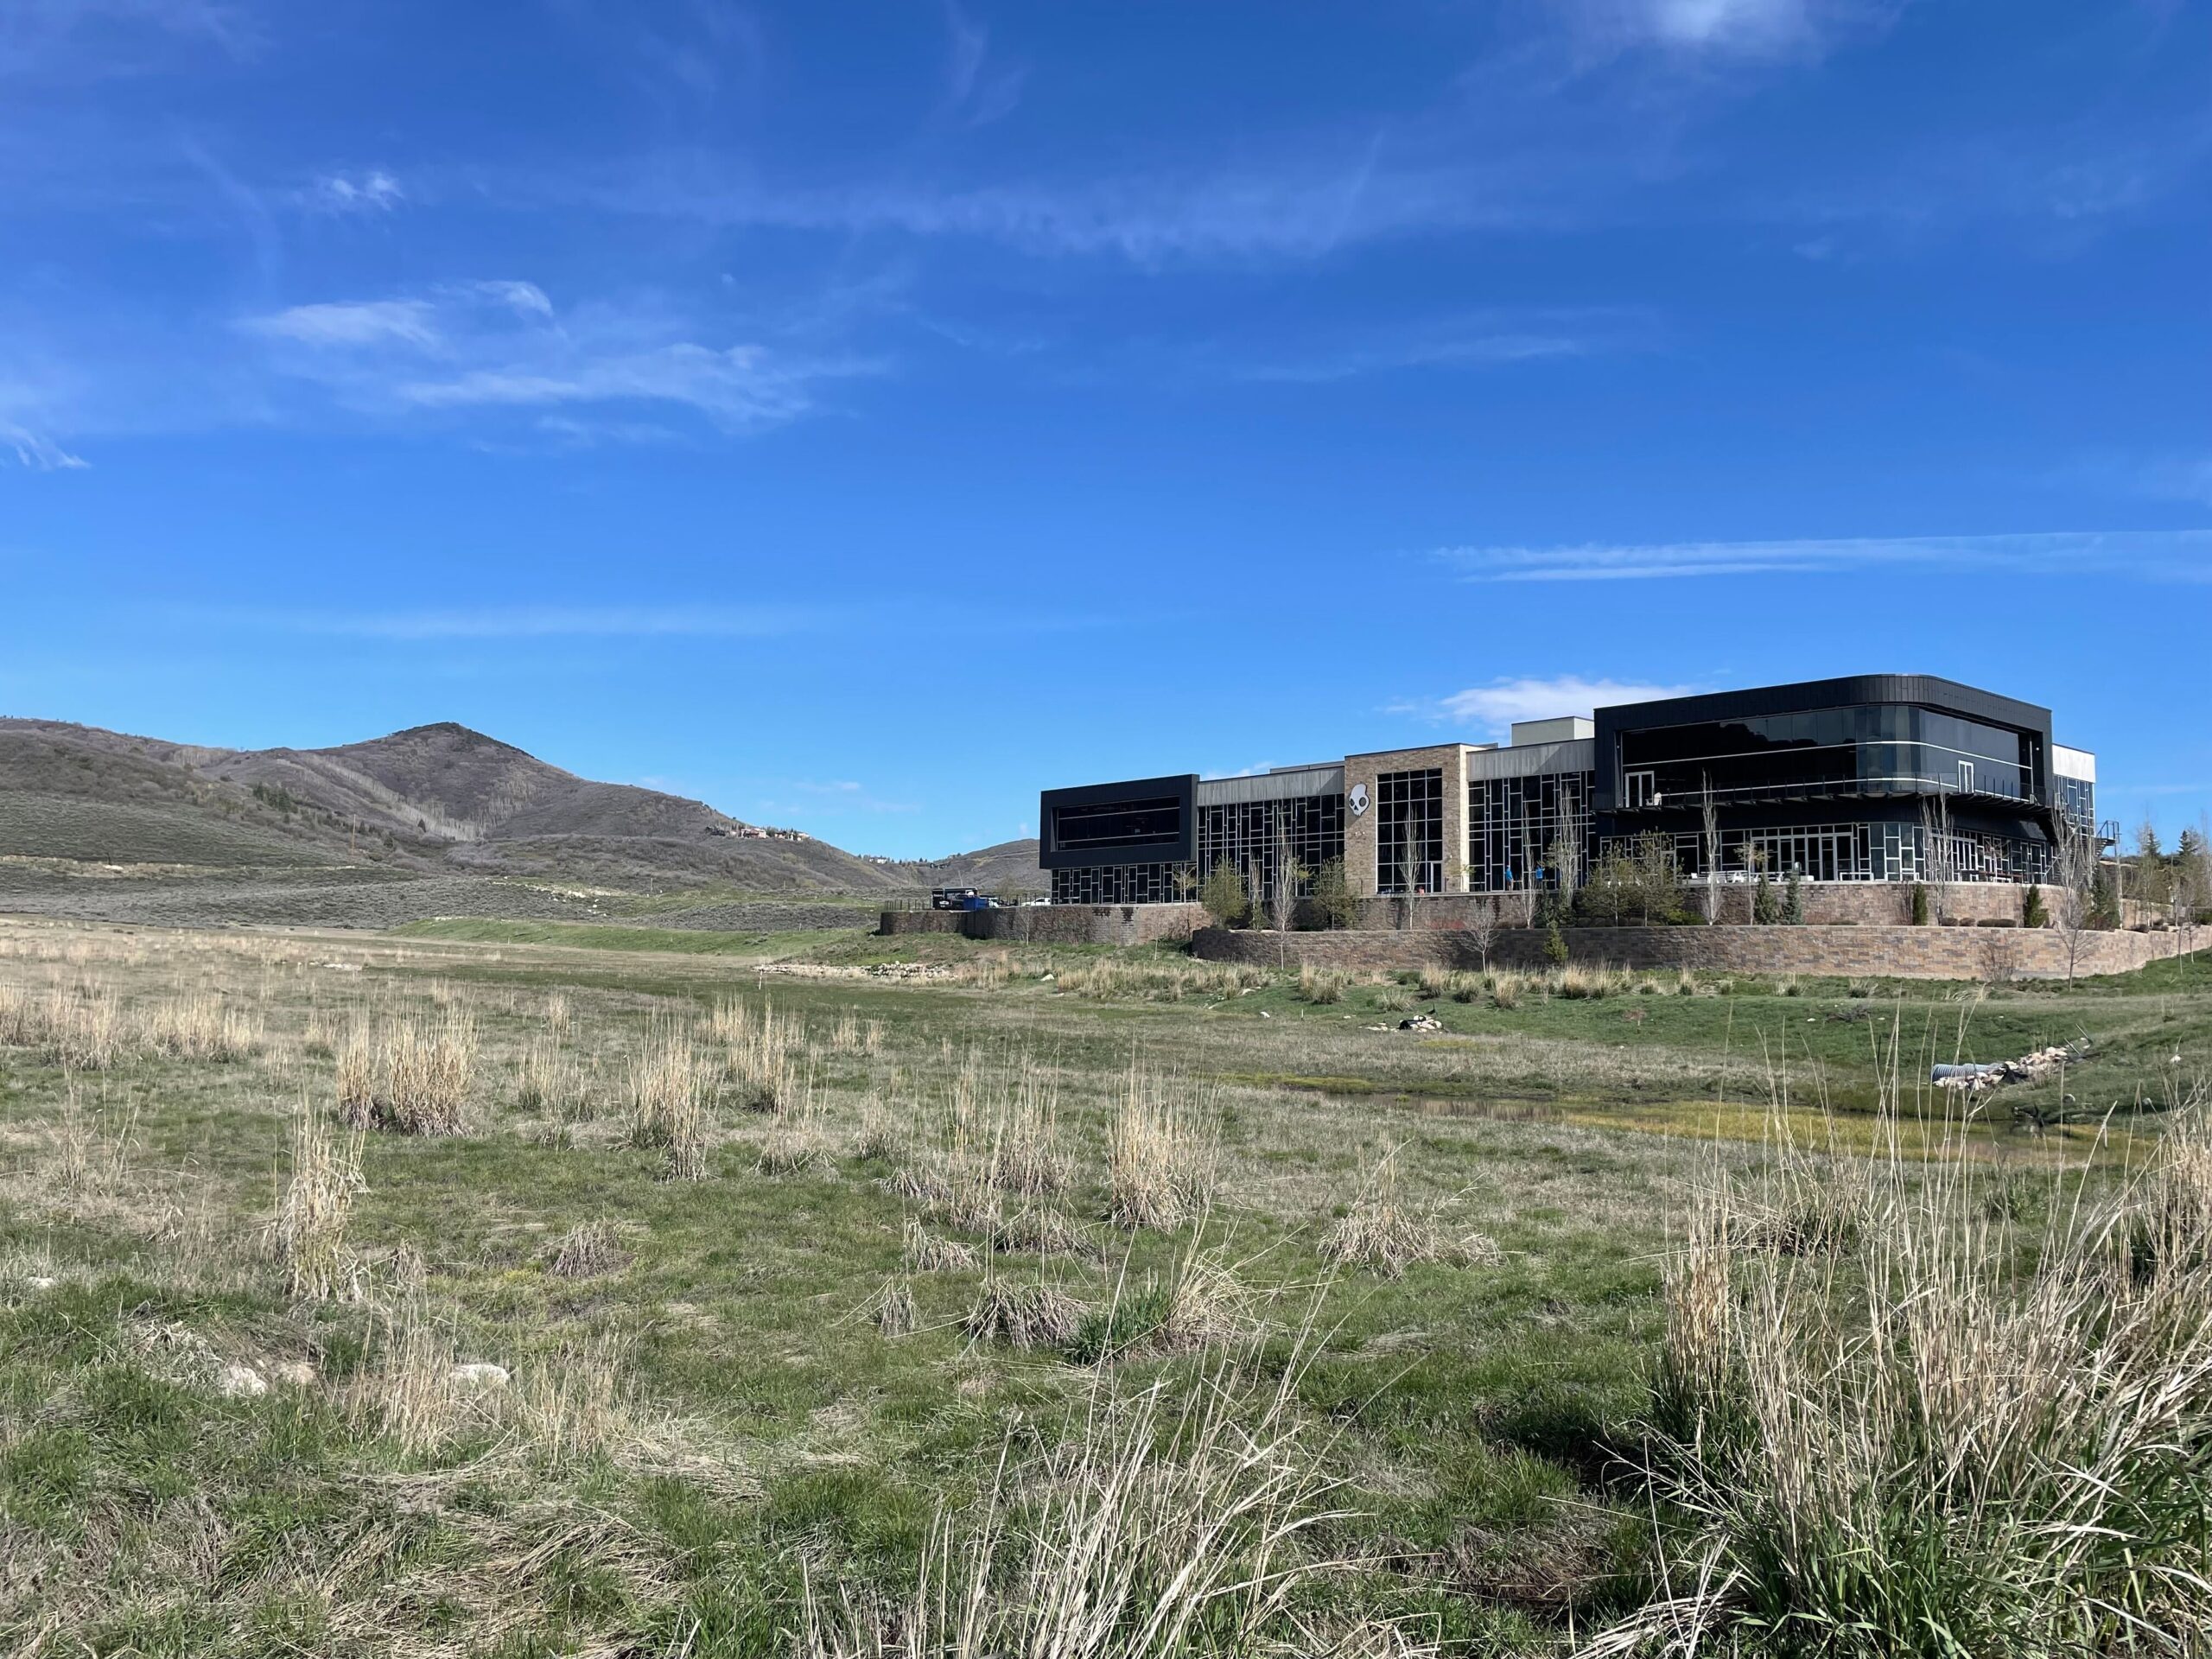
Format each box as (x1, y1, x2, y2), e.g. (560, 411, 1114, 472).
(1589, 676, 2055, 813)
(1038, 773, 1198, 870)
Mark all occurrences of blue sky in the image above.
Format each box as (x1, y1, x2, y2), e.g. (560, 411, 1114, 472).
(3, 0, 2209, 857)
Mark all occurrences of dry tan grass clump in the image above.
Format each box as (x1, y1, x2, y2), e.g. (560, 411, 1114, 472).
(548, 1219, 629, 1280)
(378, 1011, 477, 1134)
(902, 1215, 979, 1273)
(987, 1065, 1068, 1197)
(1298, 963, 1347, 1004)
(868, 1276, 920, 1337)
(711, 995, 797, 1112)
(627, 1020, 711, 1179)
(1052, 957, 1269, 1003)
(888, 1148, 1002, 1232)
(993, 1205, 1101, 1261)
(515, 1036, 585, 1119)
(852, 1106, 908, 1163)
(0, 982, 33, 1046)
(350, 1305, 486, 1459)
(10, 984, 129, 1070)
(1107, 1064, 1217, 1230)
(963, 1275, 1084, 1349)
(542, 990, 571, 1041)
(1550, 962, 1628, 1001)
(336, 1012, 477, 1134)
(146, 992, 260, 1061)
(269, 1109, 365, 1300)
(1599, 1086, 2212, 1659)
(1321, 1201, 1447, 1280)
(756, 1126, 833, 1177)
(511, 1330, 639, 1471)
(799, 1354, 1351, 1659)
(1319, 1154, 1496, 1280)
(1149, 1254, 1256, 1356)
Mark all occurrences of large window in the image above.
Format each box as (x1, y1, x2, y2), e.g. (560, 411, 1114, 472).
(1050, 795, 1185, 853)
(1376, 768, 1444, 894)
(1469, 770, 1594, 893)
(2057, 773, 2096, 835)
(1195, 793, 1344, 899)
(1618, 705, 2037, 809)
(1596, 821, 2056, 885)
(1051, 861, 1188, 905)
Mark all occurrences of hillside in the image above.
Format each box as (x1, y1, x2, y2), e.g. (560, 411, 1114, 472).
(904, 838, 1046, 894)
(0, 717, 969, 924)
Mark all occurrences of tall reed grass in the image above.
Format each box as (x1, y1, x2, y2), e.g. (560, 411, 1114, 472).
(1589, 1082, 2212, 1658)
(628, 1020, 712, 1179)
(1107, 1062, 1218, 1230)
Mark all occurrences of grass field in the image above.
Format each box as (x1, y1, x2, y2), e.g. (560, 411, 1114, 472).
(2, 916, 2207, 1656)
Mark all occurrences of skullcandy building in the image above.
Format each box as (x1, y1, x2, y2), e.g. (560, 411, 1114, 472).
(1039, 675, 2102, 907)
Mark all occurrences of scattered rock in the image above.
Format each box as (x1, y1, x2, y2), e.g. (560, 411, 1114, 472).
(448, 1361, 510, 1389)
(217, 1363, 269, 1398)
(1932, 1040, 2090, 1094)
(271, 1360, 319, 1388)
(22, 1275, 58, 1291)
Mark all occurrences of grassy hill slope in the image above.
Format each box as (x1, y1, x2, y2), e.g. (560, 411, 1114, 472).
(0, 716, 927, 898)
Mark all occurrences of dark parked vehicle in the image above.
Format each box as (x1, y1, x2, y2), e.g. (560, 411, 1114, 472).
(930, 887, 980, 911)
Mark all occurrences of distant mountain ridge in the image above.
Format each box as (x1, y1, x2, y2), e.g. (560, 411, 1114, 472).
(0, 716, 1041, 895)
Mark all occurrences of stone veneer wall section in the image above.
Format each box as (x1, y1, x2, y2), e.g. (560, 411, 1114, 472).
(1342, 744, 1471, 900)
(1192, 923, 2186, 981)
(1354, 882, 2163, 931)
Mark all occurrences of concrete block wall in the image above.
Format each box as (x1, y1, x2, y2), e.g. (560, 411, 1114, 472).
(1191, 921, 2186, 981)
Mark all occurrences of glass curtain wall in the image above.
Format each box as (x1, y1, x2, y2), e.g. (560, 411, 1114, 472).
(1375, 768, 1444, 894)
(1195, 794, 1344, 899)
(1595, 823, 2055, 885)
(1618, 706, 2038, 807)
(1050, 861, 1189, 905)
(1467, 771, 1595, 893)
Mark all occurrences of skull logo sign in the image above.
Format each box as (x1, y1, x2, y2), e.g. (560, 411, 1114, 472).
(1347, 783, 1370, 817)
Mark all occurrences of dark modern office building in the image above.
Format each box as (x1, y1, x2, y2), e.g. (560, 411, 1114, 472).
(1038, 675, 2101, 906)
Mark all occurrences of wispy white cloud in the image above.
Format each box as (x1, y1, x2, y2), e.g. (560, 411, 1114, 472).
(1230, 310, 1647, 384)
(578, 137, 1597, 265)
(0, 0, 259, 76)
(302, 168, 404, 213)
(1402, 675, 1701, 736)
(238, 283, 873, 438)
(245, 299, 441, 349)
(1436, 529, 2212, 582)
(1567, 0, 1902, 60)
(940, 0, 1026, 129)
(1, 422, 89, 471)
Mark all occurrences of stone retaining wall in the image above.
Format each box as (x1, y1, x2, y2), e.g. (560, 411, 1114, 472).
(880, 903, 1206, 946)
(1192, 922, 2188, 981)
(1354, 882, 2145, 931)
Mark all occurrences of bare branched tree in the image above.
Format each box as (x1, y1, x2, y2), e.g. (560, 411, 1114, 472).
(1503, 804, 1541, 928)
(1464, 896, 1499, 971)
(1547, 827, 1585, 924)
(2050, 817, 2097, 987)
(1700, 775, 1722, 925)
(1918, 793, 1956, 924)
(1266, 819, 1308, 966)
